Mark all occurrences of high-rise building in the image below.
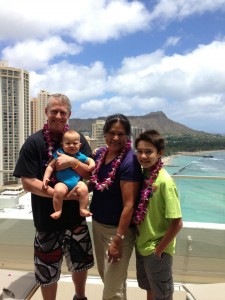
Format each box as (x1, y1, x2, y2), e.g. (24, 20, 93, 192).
(90, 121, 144, 150)
(30, 90, 50, 133)
(0, 61, 30, 185)
(131, 126, 145, 149)
(90, 119, 105, 150)
(30, 97, 38, 134)
(37, 90, 50, 130)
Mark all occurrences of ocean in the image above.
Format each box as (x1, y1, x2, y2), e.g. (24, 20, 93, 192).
(165, 150, 225, 224)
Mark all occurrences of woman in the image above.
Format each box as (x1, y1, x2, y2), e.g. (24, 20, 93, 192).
(89, 114, 142, 300)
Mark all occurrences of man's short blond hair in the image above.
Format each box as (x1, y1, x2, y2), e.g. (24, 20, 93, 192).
(47, 93, 71, 112)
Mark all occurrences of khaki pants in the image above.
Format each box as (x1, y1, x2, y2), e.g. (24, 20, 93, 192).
(92, 219, 135, 300)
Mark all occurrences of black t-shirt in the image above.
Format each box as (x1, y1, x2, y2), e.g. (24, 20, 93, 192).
(13, 130, 92, 231)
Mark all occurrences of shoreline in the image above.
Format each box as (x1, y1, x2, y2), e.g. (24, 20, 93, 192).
(163, 149, 225, 166)
(162, 156, 174, 165)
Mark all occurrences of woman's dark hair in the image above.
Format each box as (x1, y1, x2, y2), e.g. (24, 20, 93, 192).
(103, 114, 131, 137)
(135, 130, 165, 153)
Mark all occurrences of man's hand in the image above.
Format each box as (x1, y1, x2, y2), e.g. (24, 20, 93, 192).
(55, 151, 74, 170)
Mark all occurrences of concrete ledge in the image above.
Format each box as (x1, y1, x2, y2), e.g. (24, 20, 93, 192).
(31, 276, 187, 300)
(0, 269, 38, 299)
(183, 283, 225, 300)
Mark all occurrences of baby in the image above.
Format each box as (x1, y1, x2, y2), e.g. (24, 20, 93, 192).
(43, 130, 95, 219)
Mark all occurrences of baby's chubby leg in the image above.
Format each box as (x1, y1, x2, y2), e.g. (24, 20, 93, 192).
(76, 181, 93, 217)
(51, 182, 68, 219)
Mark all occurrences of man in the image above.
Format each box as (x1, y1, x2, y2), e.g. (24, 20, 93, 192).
(14, 94, 94, 300)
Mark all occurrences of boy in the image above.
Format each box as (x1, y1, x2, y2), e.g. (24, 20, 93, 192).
(43, 129, 95, 219)
(133, 130, 183, 300)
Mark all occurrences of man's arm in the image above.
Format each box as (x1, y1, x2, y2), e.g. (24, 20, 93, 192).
(43, 159, 56, 189)
(21, 177, 55, 198)
(55, 152, 91, 179)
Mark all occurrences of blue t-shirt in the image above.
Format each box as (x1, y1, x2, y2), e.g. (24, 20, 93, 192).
(53, 148, 88, 190)
(90, 148, 142, 226)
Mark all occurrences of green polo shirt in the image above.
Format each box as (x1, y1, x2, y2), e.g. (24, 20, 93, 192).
(136, 168, 182, 256)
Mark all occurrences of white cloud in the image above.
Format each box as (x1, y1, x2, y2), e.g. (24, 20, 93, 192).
(70, 1, 150, 43)
(168, 94, 225, 130)
(150, 0, 225, 23)
(163, 36, 181, 48)
(107, 40, 225, 103)
(79, 96, 137, 118)
(2, 37, 82, 70)
(137, 97, 167, 110)
(78, 95, 167, 118)
(30, 60, 107, 102)
(0, 0, 150, 42)
(1, 0, 225, 133)
(27, 39, 225, 130)
(188, 95, 222, 108)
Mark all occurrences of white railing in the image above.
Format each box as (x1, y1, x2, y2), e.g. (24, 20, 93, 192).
(0, 175, 225, 283)
(172, 175, 225, 180)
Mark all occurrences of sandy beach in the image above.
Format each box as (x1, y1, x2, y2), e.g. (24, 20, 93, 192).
(162, 149, 225, 166)
(162, 152, 204, 166)
(162, 155, 174, 165)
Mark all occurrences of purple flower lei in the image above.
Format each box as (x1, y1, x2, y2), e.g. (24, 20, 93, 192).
(132, 159, 163, 225)
(90, 140, 132, 192)
(42, 122, 69, 163)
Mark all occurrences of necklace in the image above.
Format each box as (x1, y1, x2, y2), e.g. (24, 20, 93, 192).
(90, 140, 132, 191)
(132, 159, 163, 225)
(42, 122, 69, 164)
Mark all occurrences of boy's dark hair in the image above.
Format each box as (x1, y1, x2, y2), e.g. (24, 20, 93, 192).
(103, 114, 131, 137)
(135, 130, 165, 153)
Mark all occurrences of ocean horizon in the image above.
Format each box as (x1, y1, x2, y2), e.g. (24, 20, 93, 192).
(165, 150, 225, 224)
(0, 150, 224, 224)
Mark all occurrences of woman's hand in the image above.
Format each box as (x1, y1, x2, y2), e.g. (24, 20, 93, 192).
(107, 237, 122, 264)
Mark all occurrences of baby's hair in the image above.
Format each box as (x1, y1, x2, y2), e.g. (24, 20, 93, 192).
(135, 130, 165, 153)
(62, 130, 80, 141)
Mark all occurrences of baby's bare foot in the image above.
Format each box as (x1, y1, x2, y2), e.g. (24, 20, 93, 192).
(80, 208, 93, 217)
(50, 210, 62, 219)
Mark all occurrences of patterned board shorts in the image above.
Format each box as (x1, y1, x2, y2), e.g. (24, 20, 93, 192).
(34, 220, 94, 286)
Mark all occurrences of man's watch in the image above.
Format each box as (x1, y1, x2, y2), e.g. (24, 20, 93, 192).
(115, 233, 125, 240)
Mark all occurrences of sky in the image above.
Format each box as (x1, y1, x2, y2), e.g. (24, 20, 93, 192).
(1, 0, 225, 134)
